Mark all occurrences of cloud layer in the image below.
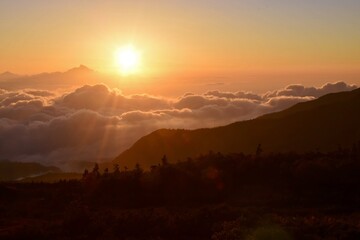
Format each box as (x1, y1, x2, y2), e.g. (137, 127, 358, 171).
(0, 82, 357, 169)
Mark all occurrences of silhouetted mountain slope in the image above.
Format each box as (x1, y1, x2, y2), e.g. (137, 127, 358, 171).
(114, 88, 360, 169)
(0, 161, 61, 181)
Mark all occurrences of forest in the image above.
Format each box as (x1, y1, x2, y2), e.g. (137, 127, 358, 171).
(1, 145, 360, 239)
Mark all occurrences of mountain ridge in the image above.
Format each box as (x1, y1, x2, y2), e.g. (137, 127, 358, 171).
(0, 160, 61, 181)
(114, 88, 360, 169)
(0, 71, 20, 81)
(0, 65, 98, 90)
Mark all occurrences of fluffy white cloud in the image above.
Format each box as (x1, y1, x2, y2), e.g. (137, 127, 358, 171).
(59, 84, 170, 112)
(0, 82, 356, 169)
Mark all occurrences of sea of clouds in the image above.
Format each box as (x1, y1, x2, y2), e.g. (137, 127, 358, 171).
(0, 81, 356, 168)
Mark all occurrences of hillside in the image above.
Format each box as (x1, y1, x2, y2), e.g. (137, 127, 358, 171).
(19, 172, 82, 183)
(114, 88, 360, 169)
(0, 161, 61, 181)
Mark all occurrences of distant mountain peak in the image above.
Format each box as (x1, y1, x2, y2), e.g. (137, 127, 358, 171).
(0, 71, 19, 80)
(1, 71, 14, 75)
(65, 65, 94, 74)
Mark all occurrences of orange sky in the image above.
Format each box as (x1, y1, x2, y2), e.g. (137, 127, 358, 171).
(1, 0, 360, 87)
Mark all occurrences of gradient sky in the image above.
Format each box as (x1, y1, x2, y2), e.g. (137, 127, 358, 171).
(1, 0, 360, 84)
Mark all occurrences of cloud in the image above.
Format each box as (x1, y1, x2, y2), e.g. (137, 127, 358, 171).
(205, 90, 263, 101)
(0, 82, 356, 169)
(264, 81, 357, 98)
(59, 84, 170, 112)
(265, 96, 315, 110)
(174, 95, 229, 109)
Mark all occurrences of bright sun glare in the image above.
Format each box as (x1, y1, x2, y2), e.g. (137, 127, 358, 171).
(115, 44, 141, 75)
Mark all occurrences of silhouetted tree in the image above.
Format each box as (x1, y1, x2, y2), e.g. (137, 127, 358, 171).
(103, 168, 109, 177)
(135, 163, 143, 175)
(92, 163, 100, 178)
(113, 164, 120, 176)
(150, 165, 157, 172)
(82, 169, 89, 180)
(256, 144, 263, 157)
(161, 155, 168, 166)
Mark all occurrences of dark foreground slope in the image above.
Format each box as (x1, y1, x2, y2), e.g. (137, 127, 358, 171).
(115, 88, 360, 169)
(1, 151, 360, 240)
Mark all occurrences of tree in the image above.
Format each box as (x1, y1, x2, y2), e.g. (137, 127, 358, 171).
(82, 169, 89, 180)
(161, 155, 168, 166)
(256, 144, 263, 157)
(103, 168, 109, 177)
(92, 163, 100, 178)
(113, 164, 120, 176)
(150, 165, 157, 172)
(135, 163, 143, 175)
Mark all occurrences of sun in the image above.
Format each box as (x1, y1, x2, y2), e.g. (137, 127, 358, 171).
(115, 44, 141, 75)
